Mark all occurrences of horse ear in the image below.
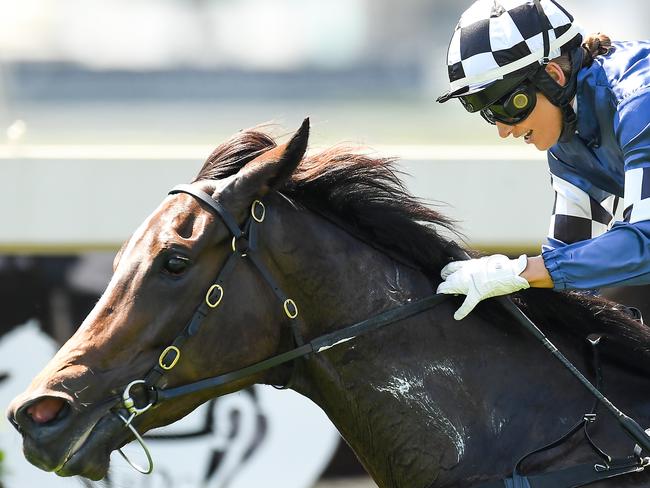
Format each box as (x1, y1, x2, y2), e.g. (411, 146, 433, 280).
(211, 118, 309, 213)
(235, 117, 310, 196)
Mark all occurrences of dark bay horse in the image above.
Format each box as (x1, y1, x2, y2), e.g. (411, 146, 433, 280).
(8, 119, 650, 487)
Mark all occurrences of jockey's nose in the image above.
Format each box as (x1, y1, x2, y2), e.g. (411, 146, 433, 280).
(496, 121, 513, 138)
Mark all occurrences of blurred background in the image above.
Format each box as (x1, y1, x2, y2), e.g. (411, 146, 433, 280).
(0, 1, 649, 487)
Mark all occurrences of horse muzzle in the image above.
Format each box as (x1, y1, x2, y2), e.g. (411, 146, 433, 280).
(7, 391, 128, 480)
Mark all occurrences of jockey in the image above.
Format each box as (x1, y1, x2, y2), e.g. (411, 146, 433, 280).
(435, 0, 650, 320)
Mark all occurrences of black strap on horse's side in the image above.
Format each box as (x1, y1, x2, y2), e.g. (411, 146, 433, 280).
(155, 292, 448, 402)
(470, 332, 649, 488)
(511, 336, 610, 471)
(496, 295, 650, 453)
(477, 456, 646, 488)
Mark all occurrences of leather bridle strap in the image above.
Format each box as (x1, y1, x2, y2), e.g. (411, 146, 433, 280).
(142, 248, 241, 387)
(154, 292, 448, 402)
(170, 184, 244, 239)
(139, 184, 306, 392)
(122, 180, 449, 405)
(114, 184, 314, 474)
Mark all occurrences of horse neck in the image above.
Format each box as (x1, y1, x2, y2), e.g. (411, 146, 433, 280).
(264, 195, 437, 345)
(263, 201, 650, 487)
(264, 200, 469, 485)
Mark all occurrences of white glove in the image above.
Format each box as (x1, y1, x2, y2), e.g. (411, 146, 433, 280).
(436, 254, 530, 320)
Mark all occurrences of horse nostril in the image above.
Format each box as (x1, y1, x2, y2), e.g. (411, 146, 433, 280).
(15, 396, 69, 431)
(27, 397, 66, 424)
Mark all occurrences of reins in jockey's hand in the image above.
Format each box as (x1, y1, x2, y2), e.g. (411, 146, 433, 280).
(437, 254, 530, 320)
(449, 249, 650, 454)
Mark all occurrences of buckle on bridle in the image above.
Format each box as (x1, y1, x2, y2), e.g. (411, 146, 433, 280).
(251, 200, 266, 222)
(231, 235, 250, 257)
(158, 346, 181, 371)
(284, 299, 299, 319)
(205, 284, 224, 308)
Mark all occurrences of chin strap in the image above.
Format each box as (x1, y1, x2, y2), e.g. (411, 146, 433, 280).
(529, 0, 584, 143)
(529, 46, 584, 143)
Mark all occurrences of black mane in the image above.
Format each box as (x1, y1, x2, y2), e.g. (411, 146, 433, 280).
(195, 128, 650, 372)
(195, 128, 460, 273)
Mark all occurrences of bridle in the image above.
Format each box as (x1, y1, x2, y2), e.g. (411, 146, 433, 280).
(114, 183, 449, 473)
(112, 183, 650, 488)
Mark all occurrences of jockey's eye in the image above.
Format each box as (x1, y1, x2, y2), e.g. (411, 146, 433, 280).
(163, 256, 190, 275)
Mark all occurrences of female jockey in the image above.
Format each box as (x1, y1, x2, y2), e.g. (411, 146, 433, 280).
(435, 0, 650, 320)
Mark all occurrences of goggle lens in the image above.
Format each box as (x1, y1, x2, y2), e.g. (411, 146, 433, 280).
(479, 86, 536, 125)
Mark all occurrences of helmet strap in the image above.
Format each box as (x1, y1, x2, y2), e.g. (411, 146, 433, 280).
(528, 47, 585, 142)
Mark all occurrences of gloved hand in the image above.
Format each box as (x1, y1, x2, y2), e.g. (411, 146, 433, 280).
(436, 254, 530, 320)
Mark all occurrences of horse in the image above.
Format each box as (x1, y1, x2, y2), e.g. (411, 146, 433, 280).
(8, 119, 650, 487)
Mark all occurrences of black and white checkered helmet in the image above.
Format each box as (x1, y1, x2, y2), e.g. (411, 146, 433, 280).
(438, 0, 585, 101)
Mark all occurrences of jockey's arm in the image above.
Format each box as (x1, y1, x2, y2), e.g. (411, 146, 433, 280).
(521, 255, 554, 288)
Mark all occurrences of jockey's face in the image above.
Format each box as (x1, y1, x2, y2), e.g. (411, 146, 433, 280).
(494, 91, 563, 150)
(493, 62, 566, 151)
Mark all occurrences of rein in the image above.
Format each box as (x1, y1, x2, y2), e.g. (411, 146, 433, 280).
(113, 185, 650, 487)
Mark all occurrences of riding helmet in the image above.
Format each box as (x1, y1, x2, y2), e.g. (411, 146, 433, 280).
(437, 0, 586, 141)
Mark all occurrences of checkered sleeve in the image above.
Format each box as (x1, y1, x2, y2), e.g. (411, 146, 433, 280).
(548, 175, 618, 245)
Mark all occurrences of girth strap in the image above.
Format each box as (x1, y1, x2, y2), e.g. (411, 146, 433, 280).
(476, 456, 647, 488)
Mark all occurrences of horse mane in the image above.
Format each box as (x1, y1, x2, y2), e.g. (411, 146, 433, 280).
(195, 127, 461, 273)
(195, 128, 650, 373)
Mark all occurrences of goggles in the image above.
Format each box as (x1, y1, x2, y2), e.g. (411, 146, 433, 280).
(459, 77, 537, 126)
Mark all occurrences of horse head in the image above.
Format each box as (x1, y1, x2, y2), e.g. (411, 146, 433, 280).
(7, 120, 313, 480)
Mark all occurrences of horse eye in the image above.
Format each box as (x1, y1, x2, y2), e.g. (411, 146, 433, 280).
(163, 256, 190, 275)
